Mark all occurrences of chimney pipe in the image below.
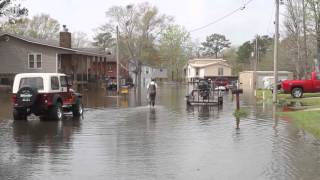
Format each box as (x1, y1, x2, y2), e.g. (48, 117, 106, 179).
(62, 25, 68, 32)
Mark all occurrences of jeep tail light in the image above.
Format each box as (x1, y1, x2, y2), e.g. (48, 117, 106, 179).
(42, 94, 53, 106)
(12, 94, 17, 106)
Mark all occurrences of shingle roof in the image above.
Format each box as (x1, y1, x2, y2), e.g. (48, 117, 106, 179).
(188, 58, 231, 68)
(0, 33, 110, 57)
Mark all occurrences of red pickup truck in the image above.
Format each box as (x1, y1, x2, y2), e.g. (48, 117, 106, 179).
(281, 72, 320, 98)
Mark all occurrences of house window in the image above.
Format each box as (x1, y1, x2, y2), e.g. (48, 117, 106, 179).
(196, 68, 199, 76)
(28, 53, 42, 69)
(60, 76, 67, 88)
(146, 68, 149, 74)
(218, 68, 224, 76)
(51, 76, 60, 90)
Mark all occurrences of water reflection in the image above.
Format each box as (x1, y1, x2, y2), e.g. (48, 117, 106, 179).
(82, 87, 149, 109)
(1, 85, 320, 179)
(236, 117, 240, 130)
(12, 117, 82, 154)
(0, 91, 11, 120)
(148, 108, 157, 122)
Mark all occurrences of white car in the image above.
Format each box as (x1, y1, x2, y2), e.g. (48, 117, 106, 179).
(215, 86, 227, 91)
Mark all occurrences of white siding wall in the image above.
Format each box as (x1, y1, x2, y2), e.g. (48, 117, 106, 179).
(187, 64, 232, 79)
(199, 69, 205, 78)
(152, 68, 168, 78)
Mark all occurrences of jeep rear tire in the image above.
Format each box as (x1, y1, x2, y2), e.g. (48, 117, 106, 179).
(13, 109, 27, 120)
(72, 99, 83, 117)
(291, 87, 303, 98)
(49, 102, 63, 121)
(16, 86, 38, 107)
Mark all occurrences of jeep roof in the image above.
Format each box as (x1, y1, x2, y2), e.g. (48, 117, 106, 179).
(12, 73, 68, 94)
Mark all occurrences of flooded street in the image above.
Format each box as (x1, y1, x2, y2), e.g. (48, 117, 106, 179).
(1, 85, 320, 180)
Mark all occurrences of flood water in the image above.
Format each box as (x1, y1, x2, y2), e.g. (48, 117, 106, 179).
(1, 85, 320, 180)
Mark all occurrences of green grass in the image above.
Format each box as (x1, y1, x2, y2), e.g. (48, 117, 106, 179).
(233, 109, 249, 118)
(280, 111, 320, 137)
(256, 89, 320, 107)
(278, 92, 320, 99)
(255, 89, 273, 100)
(278, 95, 320, 107)
(256, 90, 320, 137)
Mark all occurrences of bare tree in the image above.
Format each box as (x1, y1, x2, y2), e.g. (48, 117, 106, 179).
(96, 2, 172, 62)
(1, 13, 60, 40)
(72, 31, 92, 48)
(284, 0, 304, 78)
(27, 14, 60, 40)
(307, 0, 320, 72)
(0, 0, 27, 25)
(302, 0, 309, 74)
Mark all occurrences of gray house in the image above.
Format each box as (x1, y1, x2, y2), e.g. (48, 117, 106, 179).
(0, 27, 112, 88)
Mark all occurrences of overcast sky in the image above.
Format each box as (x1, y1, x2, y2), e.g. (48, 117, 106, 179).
(22, 0, 280, 45)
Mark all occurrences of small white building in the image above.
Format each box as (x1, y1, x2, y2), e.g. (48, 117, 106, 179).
(140, 65, 168, 87)
(128, 60, 168, 87)
(186, 59, 232, 81)
(239, 71, 294, 90)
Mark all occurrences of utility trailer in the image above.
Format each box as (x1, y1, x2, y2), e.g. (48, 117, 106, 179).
(186, 79, 223, 106)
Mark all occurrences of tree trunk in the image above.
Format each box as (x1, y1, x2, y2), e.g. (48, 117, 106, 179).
(171, 70, 174, 81)
(296, 32, 302, 79)
(176, 68, 179, 82)
(317, 33, 320, 72)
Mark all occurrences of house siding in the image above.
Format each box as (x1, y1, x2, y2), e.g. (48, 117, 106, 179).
(204, 65, 231, 77)
(0, 36, 69, 74)
(187, 64, 232, 79)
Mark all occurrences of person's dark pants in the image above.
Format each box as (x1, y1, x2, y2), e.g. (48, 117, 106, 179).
(149, 92, 156, 106)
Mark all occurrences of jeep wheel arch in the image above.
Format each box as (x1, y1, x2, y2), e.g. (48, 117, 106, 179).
(52, 94, 63, 106)
(72, 97, 83, 117)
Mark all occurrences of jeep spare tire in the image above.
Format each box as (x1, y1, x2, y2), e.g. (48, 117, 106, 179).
(16, 86, 39, 107)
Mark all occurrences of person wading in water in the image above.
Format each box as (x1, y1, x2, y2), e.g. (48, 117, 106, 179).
(147, 79, 158, 107)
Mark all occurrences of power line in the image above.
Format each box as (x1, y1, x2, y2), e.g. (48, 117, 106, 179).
(189, 0, 256, 33)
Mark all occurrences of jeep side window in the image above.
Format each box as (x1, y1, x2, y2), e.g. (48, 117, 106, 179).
(60, 76, 67, 87)
(51, 76, 60, 90)
(19, 77, 44, 90)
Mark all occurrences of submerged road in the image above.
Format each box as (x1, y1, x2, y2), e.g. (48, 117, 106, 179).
(0, 84, 320, 180)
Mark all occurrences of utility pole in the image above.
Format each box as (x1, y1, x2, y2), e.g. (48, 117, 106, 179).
(116, 26, 120, 95)
(273, 0, 280, 103)
(254, 35, 259, 91)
